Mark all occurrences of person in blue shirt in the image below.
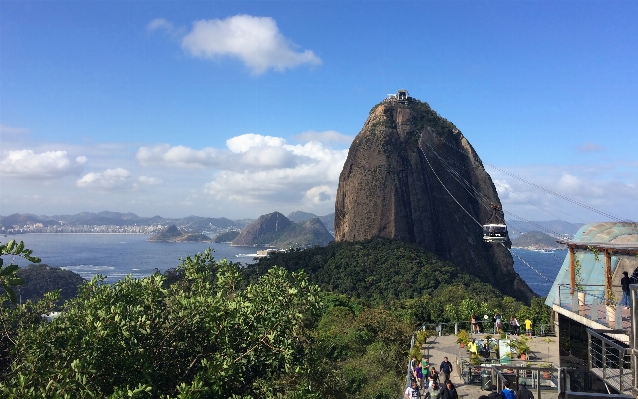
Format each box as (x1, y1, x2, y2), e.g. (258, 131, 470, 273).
(500, 381, 516, 399)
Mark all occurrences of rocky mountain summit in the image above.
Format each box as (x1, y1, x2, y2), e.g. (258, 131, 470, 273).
(335, 92, 534, 302)
(232, 212, 333, 248)
(147, 225, 211, 242)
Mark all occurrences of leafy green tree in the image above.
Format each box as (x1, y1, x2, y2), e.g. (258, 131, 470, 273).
(0, 240, 41, 303)
(1, 250, 322, 398)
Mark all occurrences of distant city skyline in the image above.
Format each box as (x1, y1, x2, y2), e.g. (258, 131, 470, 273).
(1, 1, 636, 223)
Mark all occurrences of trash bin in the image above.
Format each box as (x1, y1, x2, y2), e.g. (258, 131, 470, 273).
(481, 369, 492, 390)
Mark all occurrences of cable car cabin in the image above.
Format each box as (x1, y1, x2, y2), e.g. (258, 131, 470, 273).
(483, 224, 508, 242)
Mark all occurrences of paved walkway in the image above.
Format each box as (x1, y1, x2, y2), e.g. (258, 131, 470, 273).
(418, 333, 561, 399)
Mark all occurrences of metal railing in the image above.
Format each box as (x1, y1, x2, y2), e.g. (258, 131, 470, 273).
(555, 284, 629, 331)
(587, 329, 632, 395)
(492, 364, 559, 399)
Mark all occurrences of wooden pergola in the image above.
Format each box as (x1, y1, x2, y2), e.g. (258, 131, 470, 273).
(557, 240, 638, 299)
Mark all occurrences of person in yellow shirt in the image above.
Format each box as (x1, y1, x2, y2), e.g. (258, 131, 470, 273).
(524, 318, 533, 337)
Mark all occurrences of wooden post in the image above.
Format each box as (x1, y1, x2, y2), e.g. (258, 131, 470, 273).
(604, 249, 612, 302)
(569, 245, 576, 293)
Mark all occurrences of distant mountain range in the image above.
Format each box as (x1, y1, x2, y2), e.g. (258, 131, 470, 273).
(1, 211, 336, 237)
(505, 220, 583, 238)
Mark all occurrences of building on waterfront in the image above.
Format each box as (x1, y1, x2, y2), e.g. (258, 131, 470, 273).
(545, 222, 638, 396)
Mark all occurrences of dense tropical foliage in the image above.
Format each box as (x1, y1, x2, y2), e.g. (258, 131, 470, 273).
(0, 239, 552, 398)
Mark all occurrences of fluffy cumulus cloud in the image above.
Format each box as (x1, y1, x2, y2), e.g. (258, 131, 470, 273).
(132, 133, 347, 211)
(146, 18, 175, 32)
(293, 130, 353, 144)
(180, 15, 321, 74)
(0, 150, 86, 179)
(76, 168, 131, 189)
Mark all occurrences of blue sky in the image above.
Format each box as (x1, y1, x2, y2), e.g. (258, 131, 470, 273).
(1, 1, 636, 223)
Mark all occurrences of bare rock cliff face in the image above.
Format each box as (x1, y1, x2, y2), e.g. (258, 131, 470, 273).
(335, 99, 534, 303)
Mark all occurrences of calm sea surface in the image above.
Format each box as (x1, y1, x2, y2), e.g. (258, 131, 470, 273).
(4, 234, 564, 296)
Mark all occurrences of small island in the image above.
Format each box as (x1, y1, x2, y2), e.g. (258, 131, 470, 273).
(147, 225, 212, 242)
(511, 231, 565, 250)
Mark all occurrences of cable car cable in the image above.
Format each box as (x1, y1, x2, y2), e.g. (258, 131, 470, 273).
(418, 145, 483, 227)
(431, 134, 632, 223)
(501, 243, 553, 283)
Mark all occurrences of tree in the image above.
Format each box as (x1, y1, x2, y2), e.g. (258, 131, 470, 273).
(0, 240, 41, 304)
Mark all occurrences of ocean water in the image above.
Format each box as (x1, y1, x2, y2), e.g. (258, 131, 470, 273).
(4, 234, 563, 296)
(4, 234, 261, 284)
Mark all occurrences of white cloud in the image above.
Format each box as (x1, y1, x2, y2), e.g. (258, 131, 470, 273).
(136, 144, 219, 169)
(180, 15, 321, 74)
(576, 142, 605, 153)
(293, 130, 353, 144)
(0, 150, 86, 179)
(226, 133, 286, 153)
(203, 140, 347, 206)
(77, 168, 131, 189)
(0, 124, 30, 135)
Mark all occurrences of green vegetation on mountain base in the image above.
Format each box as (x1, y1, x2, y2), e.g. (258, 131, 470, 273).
(212, 230, 240, 243)
(245, 238, 550, 327)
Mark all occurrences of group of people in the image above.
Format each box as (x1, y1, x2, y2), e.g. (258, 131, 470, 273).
(478, 381, 535, 399)
(407, 357, 538, 399)
(470, 314, 533, 336)
(407, 356, 456, 399)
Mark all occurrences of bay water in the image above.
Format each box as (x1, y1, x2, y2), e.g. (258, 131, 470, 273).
(4, 234, 563, 296)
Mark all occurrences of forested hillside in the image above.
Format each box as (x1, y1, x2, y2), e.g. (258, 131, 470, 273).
(247, 238, 504, 303)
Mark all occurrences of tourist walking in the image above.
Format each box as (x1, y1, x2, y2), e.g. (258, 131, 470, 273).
(424, 381, 441, 399)
(510, 316, 520, 335)
(500, 380, 516, 399)
(517, 381, 534, 399)
(440, 357, 453, 383)
(493, 313, 502, 333)
(621, 271, 631, 307)
(428, 366, 439, 388)
(439, 380, 458, 399)
(421, 357, 430, 389)
(404, 379, 421, 399)
(471, 314, 480, 334)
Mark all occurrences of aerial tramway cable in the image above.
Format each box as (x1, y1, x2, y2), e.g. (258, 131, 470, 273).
(501, 243, 553, 283)
(418, 144, 483, 228)
(433, 134, 632, 223)
(418, 139, 562, 282)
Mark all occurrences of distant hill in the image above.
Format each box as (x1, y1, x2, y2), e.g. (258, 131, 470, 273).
(511, 231, 566, 250)
(12, 264, 85, 303)
(232, 212, 333, 248)
(506, 220, 583, 238)
(0, 213, 58, 229)
(286, 211, 335, 235)
(213, 231, 240, 243)
(147, 225, 211, 242)
(287, 211, 318, 222)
